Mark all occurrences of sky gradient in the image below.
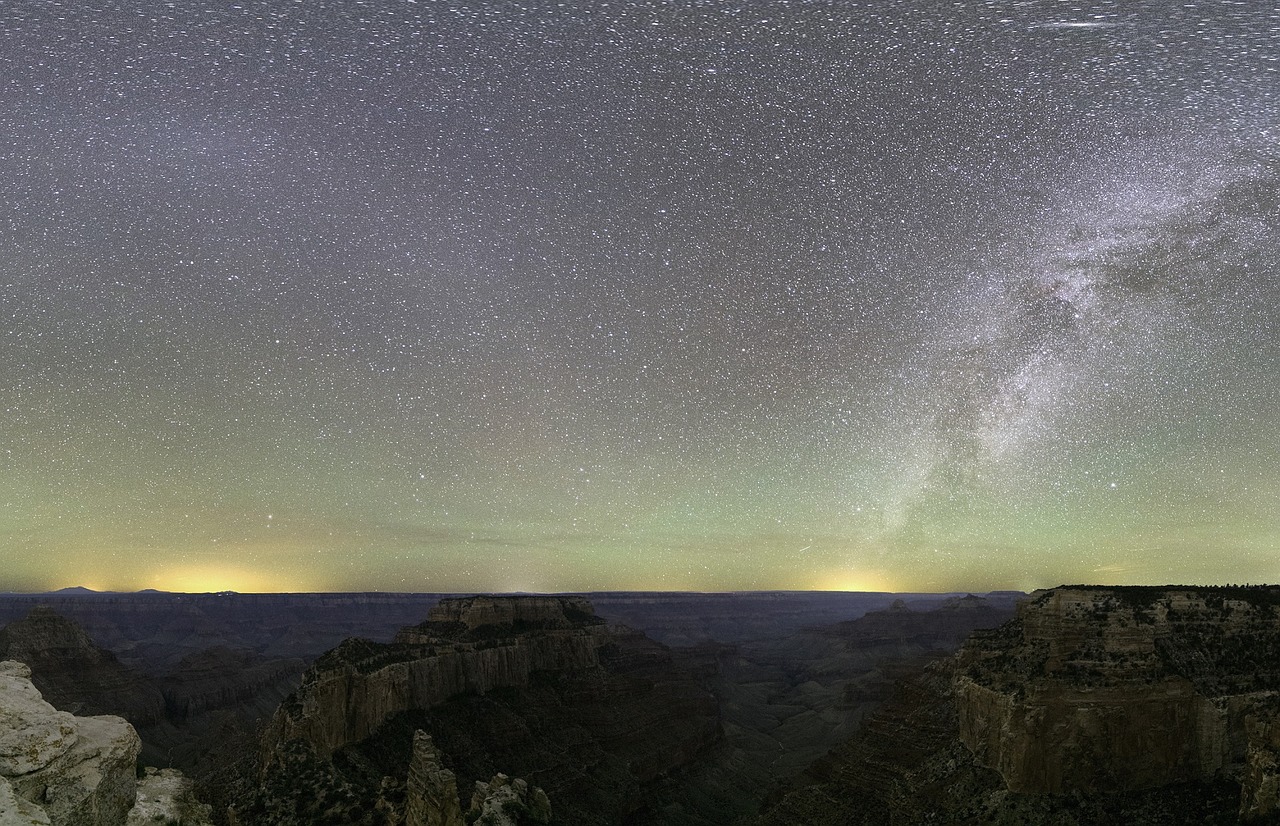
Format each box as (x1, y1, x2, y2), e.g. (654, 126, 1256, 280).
(2, 0, 1278, 594)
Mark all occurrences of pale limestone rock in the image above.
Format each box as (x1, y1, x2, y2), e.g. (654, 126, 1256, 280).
(0, 776, 49, 826)
(125, 768, 213, 826)
(0, 662, 77, 776)
(467, 773, 551, 825)
(1241, 706, 1280, 820)
(0, 660, 140, 826)
(404, 730, 463, 826)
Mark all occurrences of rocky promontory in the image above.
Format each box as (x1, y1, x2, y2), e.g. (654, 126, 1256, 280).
(0, 607, 165, 726)
(245, 595, 720, 825)
(957, 586, 1280, 809)
(758, 585, 1280, 824)
(0, 660, 139, 826)
(263, 596, 616, 759)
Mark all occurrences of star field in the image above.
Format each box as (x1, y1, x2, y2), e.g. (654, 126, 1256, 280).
(1, 0, 1277, 593)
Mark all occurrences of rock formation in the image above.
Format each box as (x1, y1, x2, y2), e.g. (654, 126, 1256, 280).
(0, 608, 164, 726)
(264, 596, 614, 759)
(956, 587, 1280, 802)
(466, 774, 551, 825)
(756, 585, 1280, 825)
(246, 596, 719, 825)
(0, 660, 140, 826)
(125, 768, 213, 826)
(405, 730, 464, 826)
(402, 729, 550, 826)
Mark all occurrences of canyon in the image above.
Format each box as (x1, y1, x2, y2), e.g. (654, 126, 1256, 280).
(757, 585, 1280, 824)
(241, 595, 722, 824)
(0, 588, 1020, 824)
(22, 586, 1280, 823)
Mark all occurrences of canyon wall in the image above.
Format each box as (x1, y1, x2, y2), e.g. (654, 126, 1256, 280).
(249, 595, 720, 825)
(758, 585, 1280, 824)
(956, 587, 1280, 804)
(266, 596, 612, 758)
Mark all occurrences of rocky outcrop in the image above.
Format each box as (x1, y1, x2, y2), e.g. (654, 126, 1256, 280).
(403, 730, 550, 826)
(0, 608, 164, 726)
(0, 661, 140, 826)
(125, 768, 213, 826)
(956, 586, 1280, 805)
(405, 730, 464, 826)
(758, 585, 1280, 825)
(466, 774, 551, 825)
(265, 597, 615, 759)
(248, 596, 720, 825)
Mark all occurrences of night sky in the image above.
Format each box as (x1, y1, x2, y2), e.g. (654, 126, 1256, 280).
(2, 1, 1277, 594)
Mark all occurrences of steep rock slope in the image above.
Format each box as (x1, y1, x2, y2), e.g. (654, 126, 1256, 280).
(957, 586, 1280, 805)
(0, 660, 140, 826)
(630, 593, 1018, 825)
(242, 596, 720, 825)
(0, 607, 164, 726)
(757, 586, 1280, 825)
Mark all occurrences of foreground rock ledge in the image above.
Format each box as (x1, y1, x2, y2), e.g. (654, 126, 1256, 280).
(0, 661, 212, 826)
(0, 660, 139, 826)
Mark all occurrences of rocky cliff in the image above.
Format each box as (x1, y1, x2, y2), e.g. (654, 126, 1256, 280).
(0, 660, 140, 826)
(956, 586, 1280, 805)
(244, 596, 720, 825)
(0, 607, 165, 726)
(757, 585, 1280, 825)
(264, 596, 612, 759)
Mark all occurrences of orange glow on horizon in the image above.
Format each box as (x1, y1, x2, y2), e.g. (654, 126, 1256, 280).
(148, 563, 325, 594)
(813, 569, 898, 593)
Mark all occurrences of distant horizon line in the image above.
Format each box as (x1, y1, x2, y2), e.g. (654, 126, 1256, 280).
(1, 586, 1014, 596)
(2, 583, 1276, 598)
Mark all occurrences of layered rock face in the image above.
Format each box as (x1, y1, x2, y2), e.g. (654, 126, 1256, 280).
(248, 596, 719, 825)
(0, 661, 140, 826)
(0, 608, 164, 726)
(266, 596, 613, 758)
(956, 586, 1280, 802)
(757, 585, 1280, 825)
(405, 730, 463, 826)
(125, 768, 213, 826)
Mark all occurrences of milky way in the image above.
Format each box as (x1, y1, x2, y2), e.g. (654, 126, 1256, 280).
(1, 1, 1277, 593)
